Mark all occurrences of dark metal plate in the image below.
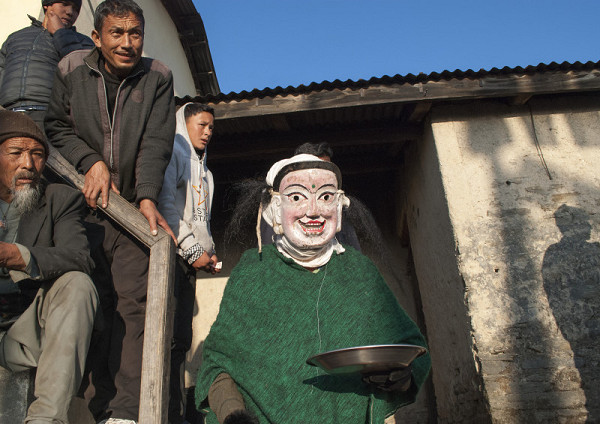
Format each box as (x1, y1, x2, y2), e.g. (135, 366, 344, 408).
(306, 344, 427, 375)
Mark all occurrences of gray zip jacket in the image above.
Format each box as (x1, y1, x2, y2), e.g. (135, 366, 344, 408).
(45, 48, 175, 203)
(158, 103, 215, 258)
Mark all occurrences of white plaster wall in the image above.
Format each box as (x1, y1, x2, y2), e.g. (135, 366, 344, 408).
(430, 96, 600, 422)
(0, 0, 43, 37)
(403, 124, 489, 423)
(0, 0, 196, 97)
(185, 275, 228, 387)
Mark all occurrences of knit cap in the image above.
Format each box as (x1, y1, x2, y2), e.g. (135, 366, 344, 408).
(42, 0, 82, 12)
(0, 110, 49, 155)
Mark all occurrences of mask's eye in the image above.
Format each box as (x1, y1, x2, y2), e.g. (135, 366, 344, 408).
(318, 192, 335, 203)
(286, 192, 307, 203)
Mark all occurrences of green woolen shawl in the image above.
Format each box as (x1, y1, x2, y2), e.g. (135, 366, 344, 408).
(196, 244, 431, 424)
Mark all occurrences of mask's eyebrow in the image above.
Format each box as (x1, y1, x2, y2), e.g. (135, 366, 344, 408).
(281, 183, 310, 192)
(316, 183, 337, 190)
(281, 182, 338, 193)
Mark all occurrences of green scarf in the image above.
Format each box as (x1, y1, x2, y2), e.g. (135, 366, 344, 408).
(196, 245, 430, 423)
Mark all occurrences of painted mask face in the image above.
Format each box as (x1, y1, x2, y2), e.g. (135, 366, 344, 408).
(278, 168, 340, 249)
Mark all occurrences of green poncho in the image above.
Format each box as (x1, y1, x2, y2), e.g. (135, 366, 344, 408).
(196, 244, 430, 423)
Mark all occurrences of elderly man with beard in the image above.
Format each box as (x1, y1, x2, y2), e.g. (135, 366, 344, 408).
(0, 110, 98, 424)
(196, 154, 431, 424)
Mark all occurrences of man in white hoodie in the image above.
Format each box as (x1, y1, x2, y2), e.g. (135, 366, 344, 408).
(158, 102, 220, 424)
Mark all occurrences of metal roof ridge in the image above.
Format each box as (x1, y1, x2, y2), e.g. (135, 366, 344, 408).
(185, 59, 600, 104)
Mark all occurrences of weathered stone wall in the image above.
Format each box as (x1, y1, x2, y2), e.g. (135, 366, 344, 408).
(0, 369, 33, 423)
(382, 240, 436, 423)
(427, 95, 600, 423)
(402, 123, 490, 423)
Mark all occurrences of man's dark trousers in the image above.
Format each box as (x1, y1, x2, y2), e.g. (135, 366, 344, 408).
(83, 211, 149, 421)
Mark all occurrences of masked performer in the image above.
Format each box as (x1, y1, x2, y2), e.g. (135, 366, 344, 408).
(196, 154, 431, 423)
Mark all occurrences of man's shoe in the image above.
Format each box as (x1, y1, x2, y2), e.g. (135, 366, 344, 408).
(97, 419, 137, 424)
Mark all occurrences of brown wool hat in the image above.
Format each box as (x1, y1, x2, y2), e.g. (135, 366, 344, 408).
(0, 110, 49, 155)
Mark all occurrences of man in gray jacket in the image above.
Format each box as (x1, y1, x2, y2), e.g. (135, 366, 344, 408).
(0, 109, 98, 424)
(0, 0, 93, 128)
(45, 1, 175, 422)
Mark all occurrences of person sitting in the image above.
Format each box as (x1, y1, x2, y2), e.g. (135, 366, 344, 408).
(196, 154, 431, 423)
(0, 109, 98, 423)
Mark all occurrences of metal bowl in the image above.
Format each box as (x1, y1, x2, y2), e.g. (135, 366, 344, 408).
(306, 344, 427, 375)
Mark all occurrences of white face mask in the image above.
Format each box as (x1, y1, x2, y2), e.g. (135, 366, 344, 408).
(276, 168, 341, 249)
(262, 157, 350, 267)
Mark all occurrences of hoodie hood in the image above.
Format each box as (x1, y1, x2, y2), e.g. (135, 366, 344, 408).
(176, 102, 209, 175)
(158, 102, 215, 256)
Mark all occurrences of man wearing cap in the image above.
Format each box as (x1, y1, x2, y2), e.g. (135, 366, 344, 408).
(0, 110, 98, 423)
(0, 1, 93, 128)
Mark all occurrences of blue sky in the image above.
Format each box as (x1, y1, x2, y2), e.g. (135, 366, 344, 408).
(193, 1, 599, 94)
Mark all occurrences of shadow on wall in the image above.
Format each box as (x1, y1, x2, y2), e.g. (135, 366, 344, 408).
(449, 96, 596, 422)
(542, 205, 600, 421)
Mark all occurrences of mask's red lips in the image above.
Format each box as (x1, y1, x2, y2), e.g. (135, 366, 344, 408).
(300, 220, 325, 234)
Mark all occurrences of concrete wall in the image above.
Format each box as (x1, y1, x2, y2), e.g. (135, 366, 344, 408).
(0, 0, 42, 38)
(0, 0, 196, 97)
(0, 369, 33, 422)
(424, 95, 600, 423)
(186, 275, 228, 387)
(402, 120, 490, 423)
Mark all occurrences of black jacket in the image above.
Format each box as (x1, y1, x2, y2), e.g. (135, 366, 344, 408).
(13, 181, 94, 283)
(45, 48, 176, 203)
(0, 15, 93, 108)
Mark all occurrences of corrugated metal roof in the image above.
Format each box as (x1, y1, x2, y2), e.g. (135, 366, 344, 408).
(188, 60, 600, 103)
(180, 58, 600, 172)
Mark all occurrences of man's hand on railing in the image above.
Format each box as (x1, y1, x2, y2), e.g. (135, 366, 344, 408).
(83, 161, 119, 209)
(139, 199, 177, 241)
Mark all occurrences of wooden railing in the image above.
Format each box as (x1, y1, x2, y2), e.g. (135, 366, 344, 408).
(46, 146, 175, 424)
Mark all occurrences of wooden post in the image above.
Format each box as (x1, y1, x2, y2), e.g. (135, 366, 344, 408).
(139, 237, 176, 423)
(46, 147, 176, 424)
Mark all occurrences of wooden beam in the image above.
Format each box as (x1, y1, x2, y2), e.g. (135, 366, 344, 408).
(508, 94, 533, 105)
(208, 70, 600, 120)
(407, 102, 432, 122)
(208, 123, 421, 161)
(46, 147, 165, 247)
